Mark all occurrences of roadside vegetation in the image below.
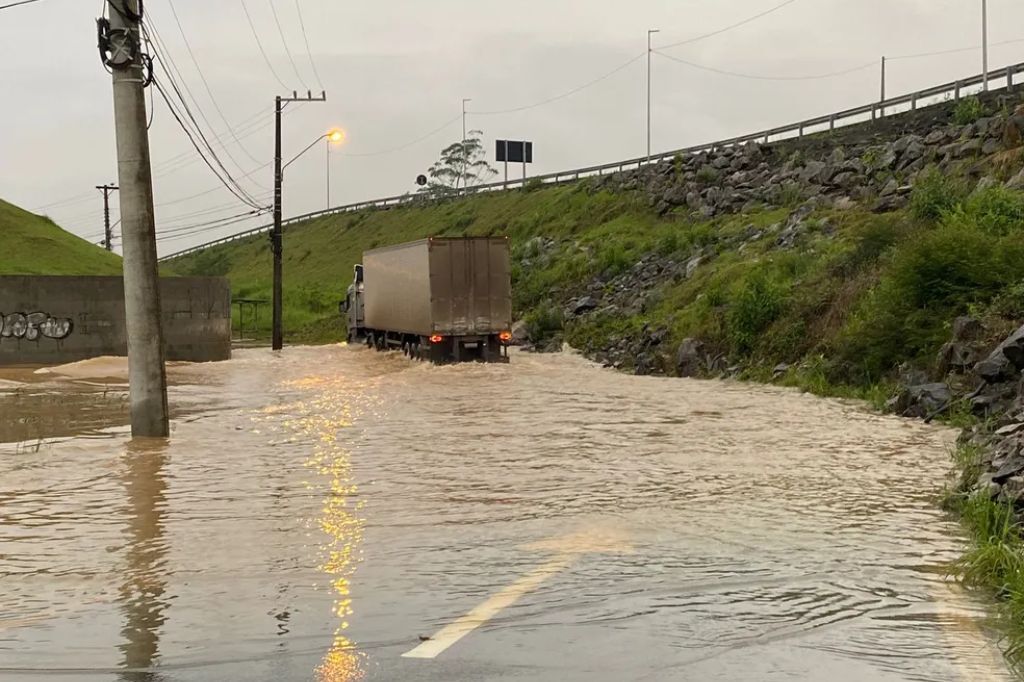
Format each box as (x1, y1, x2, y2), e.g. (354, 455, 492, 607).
(947, 459, 1024, 673)
(0, 198, 122, 275)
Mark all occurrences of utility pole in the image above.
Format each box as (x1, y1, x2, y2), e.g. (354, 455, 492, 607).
(96, 183, 119, 251)
(272, 90, 327, 351)
(461, 98, 471, 195)
(982, 0, 989, 91)
(647, 29, 660, 162)
(880, 56, 886, 117)
(101, 0, 169, 437)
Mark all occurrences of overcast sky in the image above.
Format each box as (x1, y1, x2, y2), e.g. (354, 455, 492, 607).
(1, 0, 1022, 256)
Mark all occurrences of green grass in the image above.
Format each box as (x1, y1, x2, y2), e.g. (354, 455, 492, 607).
(0, 198, 123, 275)
(948, 477, 1024, 673)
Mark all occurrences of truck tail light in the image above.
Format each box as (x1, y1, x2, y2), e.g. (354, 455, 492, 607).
(429, 335, 444, 344)
(499, 331, 512, 343)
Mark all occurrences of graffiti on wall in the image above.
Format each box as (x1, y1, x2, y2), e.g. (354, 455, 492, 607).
(0, 312, 74, 341)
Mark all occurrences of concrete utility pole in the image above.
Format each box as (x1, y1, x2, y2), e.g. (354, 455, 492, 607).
(104, 0, 169, 437)
(272, 90, 326, 351)
(461, 98, 471, 195)
(96, 184, 119, 251)
(982, 0, 989, 91)
(880, 56, 886, 117)
(647, 29, 660, 162)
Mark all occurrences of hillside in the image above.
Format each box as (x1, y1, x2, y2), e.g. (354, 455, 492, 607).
(172, 89, 1024, 387)
(0, 199, 122, 275)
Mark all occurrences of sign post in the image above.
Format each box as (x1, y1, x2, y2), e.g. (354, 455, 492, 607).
(496, 140, 534, 189)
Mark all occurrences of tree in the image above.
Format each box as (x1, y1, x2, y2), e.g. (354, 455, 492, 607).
(425, 130, 497, 193)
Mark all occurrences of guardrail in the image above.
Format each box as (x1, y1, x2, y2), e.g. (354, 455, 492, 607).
(160, 61, 1024, 262)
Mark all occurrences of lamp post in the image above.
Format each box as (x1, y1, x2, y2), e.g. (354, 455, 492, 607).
(283, 129, 346, 200)
(647, 29, 660, 162)
(326, 129, 344, 209)
(982, 0, 989, 91)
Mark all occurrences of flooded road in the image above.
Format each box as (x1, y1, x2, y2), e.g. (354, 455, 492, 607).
(0, 347, 1013, 681)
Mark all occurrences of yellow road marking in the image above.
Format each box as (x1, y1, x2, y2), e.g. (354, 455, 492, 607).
(402, 554, 575, 659)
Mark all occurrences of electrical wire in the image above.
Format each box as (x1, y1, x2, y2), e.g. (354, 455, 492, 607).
(293, 0, 323, 90)
(166, 0, 264, 164)
(888, 37, 1024, 62)
(470, 53, 646, 116)
(144, 17, 267, 187)
(659, 0, 803, 50)
(241, 0, 290, 90)
(342, 115, 463, 157)
(0, 0, 44, 10)
(152, 75, 267, 210)
(654, 50, 876, 82)
(143, 22, 265, 205)
(268, 0, 309, 90)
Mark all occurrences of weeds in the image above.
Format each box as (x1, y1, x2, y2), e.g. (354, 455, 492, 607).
(909, 167, 967, 220)
(953, 96, 988, 126)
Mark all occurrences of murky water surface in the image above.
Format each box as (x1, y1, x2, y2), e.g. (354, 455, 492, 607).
(0, 348, 1013, 681)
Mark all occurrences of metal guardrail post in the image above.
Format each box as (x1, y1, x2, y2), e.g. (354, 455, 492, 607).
(955, 81, 962, 101)
(871, 104, 876, 121)
(798, 124, 804, 138)
(829, 115, 835, 131)
(911, 94, 917, 110)
(1010, 66, 1015, 91)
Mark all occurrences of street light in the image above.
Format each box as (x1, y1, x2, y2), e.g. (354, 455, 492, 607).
(982, 0, 989, 91)
(647, 29, 660, 161)
(282, 128, 347, 209)
(327, 129, 345, 209)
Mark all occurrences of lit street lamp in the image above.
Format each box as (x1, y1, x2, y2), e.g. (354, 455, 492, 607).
(283, 128, 347, 210)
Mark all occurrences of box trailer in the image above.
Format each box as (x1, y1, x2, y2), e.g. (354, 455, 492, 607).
(341, 237, 513, 363)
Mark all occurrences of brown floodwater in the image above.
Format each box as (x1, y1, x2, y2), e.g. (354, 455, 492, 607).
(0, 347, 1014, 681)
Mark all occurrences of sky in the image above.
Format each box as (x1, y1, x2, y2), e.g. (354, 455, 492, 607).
(1, 0, 1022, 257)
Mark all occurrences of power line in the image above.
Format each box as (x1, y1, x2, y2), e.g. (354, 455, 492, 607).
(0, 0, 43, 10)
(166, 0, 264, 165)
(659, 0, 803, 50)
(267, 0, 309, 90)
(471, 53, 646, 116)
(144, 17, 267, 187)
(343, 115, 463, 157)
(143, 22, 266, 207)
(152, 74, 266, 210)
(654, 50, 876, 82)
(293, 0, 324, 90)
(889, 37, 1024, 62)
(241, 0, 290, 90)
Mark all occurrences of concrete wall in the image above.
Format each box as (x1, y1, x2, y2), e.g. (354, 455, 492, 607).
(0, 276, 231, 366)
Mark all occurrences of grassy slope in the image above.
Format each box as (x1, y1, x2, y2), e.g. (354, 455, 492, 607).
(0, 199, 122, 275)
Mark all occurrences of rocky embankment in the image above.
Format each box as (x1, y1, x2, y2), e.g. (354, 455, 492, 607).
(515, 91, 1024, 509)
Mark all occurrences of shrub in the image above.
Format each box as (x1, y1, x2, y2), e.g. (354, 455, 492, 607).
(524, 306, 564, 342)
(953, 96, 988, 125)
(696, 166, 719, 183)
(946, 185, 1024, 235)
(656, 231, 680, 256)
(909, 167, 967, 221)
(727, 272, 785, 354)
(835, 220, 1024, 377)
(524, 177, 545, 193)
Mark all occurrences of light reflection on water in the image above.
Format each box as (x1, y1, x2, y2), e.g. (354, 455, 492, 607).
(278, 374, 370, 681)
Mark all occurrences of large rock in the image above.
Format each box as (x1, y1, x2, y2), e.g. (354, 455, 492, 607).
(510, 319, 530, 345)
(572, 296, 600, 316)
(887, 383, 952, 418)
(676, 338, 706, 378)
(975, 324, 1024, 382)
(1007, 168, 1024, 191)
